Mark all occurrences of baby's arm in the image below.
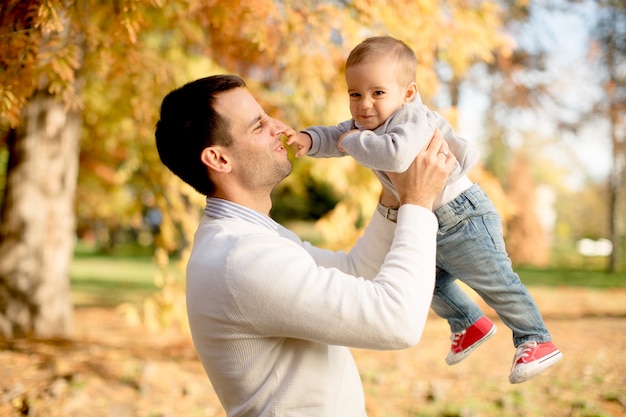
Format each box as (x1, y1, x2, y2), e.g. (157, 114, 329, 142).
(301, 119, 354, 157)
(340, 104, 437, 172)
(338, 129, 360, 152)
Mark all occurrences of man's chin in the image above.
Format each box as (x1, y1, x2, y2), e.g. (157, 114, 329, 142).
(283, 163, 293, 178)
(276, 160, 293, 181)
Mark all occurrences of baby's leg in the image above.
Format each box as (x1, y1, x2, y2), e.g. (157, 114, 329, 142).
(435, 184, 551, 347)
(431, 269, 483, 333)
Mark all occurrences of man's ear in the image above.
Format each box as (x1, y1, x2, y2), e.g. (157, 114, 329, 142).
(200, 146, 232, 173)
(404, 82, 418, 103)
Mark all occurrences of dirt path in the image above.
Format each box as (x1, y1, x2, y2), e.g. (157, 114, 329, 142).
(1, 286, 625, 417)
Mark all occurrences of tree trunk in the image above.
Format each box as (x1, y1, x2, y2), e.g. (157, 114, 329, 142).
(0, 90, 81, 338)
(607, 100, 624, 273)
(504, 151, 550, 267)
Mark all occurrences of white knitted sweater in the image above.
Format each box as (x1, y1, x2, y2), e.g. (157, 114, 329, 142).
(186, 198, 438, 416)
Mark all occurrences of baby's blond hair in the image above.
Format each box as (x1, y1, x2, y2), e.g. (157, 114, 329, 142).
(346, 36, 417, 85)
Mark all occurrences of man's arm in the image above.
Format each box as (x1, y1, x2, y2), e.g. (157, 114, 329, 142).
(229, 131, 456, 349)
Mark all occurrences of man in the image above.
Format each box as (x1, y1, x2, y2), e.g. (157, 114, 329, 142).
(155, 74, 455, 416)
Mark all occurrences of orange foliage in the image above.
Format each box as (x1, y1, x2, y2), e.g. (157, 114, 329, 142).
(1, 0, 517, 254)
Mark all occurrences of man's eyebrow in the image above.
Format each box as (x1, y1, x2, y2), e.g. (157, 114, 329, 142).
(247, 114, 266, 129)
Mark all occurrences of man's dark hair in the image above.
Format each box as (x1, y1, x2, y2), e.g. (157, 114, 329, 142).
(155, 74, 247, 195)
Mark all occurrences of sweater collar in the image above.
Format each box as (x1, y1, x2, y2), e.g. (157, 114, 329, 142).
(204, 197, 279, 232)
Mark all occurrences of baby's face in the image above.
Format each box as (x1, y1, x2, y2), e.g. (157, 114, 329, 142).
(345, 61, 413, 130)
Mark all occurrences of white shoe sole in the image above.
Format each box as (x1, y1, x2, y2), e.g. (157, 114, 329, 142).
(509, 350, 563, 384)
(445, 324, 497, 365)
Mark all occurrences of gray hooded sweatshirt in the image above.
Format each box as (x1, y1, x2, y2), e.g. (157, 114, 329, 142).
(303, 98, 480, 204)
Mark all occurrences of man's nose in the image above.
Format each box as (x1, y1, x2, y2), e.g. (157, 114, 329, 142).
(270, 117, 288, 134)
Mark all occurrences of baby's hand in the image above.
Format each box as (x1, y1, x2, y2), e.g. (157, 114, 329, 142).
(285, 130, 312, 158)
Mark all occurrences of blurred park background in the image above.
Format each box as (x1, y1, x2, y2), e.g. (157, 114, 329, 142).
(0, 0, 625, 416)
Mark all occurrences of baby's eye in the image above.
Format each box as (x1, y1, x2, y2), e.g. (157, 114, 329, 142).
(349, 92, 361, 98)
(373, 90, 385, 96)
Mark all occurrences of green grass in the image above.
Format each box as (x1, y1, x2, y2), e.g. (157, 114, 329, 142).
(517, 267, 626, 289)
(70, 242, 184, 307)
(70, 243, 626, 308)
(70, 255, 160, 307)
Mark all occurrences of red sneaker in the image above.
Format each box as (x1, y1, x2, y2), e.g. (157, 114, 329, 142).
(509, 341, 563, 384)
(446, 316, 497, 365)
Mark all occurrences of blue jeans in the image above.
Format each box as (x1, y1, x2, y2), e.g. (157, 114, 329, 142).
(432, 184, 551, 347)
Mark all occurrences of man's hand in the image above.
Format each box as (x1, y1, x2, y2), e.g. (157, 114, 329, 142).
(386, 129, 455, 210)
(285, 130, 312, 158)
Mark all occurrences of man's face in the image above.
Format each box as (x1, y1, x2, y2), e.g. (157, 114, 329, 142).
(346, 60, 413, 130)
(214, 87, 292, 190)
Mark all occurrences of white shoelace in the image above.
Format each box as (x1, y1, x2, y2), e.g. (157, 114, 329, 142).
(511, 341, 538, 369)
(450, 330, 466, 348)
